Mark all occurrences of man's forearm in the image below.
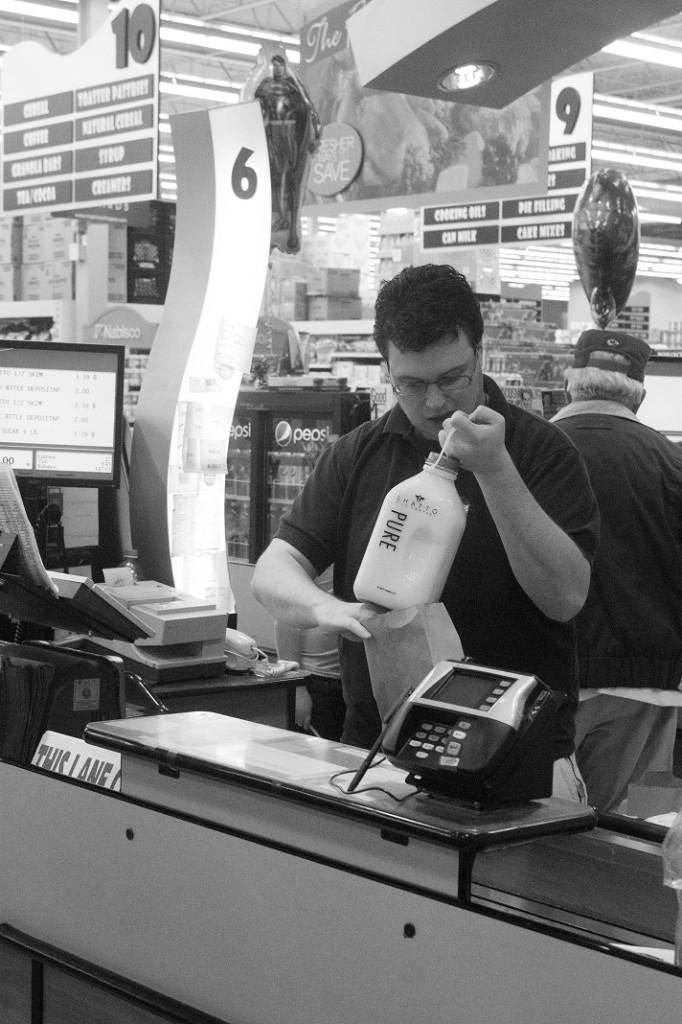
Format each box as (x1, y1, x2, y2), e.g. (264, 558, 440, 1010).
(476, 456, 590, 621)
(252, 540, 377, 641)
(251, 544, 330, 629)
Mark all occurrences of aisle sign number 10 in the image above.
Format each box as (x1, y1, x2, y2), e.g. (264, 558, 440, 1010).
(111, 3, 157, 68)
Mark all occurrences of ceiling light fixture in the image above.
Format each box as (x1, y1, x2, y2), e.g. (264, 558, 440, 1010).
(639, 211, 682, 224)
(593, 94, 682, 133)
(438, 61, 497, 93)
(159, 80, 239, 105)
(592, 140, 682, 173)
(629, 179, 682, 202)
(602, 36, 682, 69)
(160, 25, 299, 65)
(162, 11, 297, 49)
(0, 0, 77, 25)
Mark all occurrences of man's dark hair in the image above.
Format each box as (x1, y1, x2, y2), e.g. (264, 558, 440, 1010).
(373, 264, 484, 359)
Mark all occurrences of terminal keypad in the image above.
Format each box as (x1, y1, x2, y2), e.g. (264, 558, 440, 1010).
(406, 718, 473, 767)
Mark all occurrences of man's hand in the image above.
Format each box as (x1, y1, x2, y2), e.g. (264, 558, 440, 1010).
(252, 539, 386, 639)
(439, 405, 508, 476)
(310, 594, 385, 642)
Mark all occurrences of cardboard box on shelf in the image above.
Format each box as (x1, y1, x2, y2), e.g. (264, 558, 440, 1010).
(20, 260, 74, 300)
(108, 261, 128, 303)
(46, 260, 74, 300)
(307, 295, 363, 320)
(0, 263, 17, 302)
(21, 217, 78, 264)
(0, 219, 21, 264)
(275, 278, 308, 320)
(307, 267, 360, 297)
(108, 222, 128, 263)
(20, 262, 50, 300)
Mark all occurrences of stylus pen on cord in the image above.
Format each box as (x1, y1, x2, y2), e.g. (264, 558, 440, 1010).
(346, 684, 415, 793)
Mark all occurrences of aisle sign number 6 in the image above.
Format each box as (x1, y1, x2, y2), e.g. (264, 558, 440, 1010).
(232, 147, 258, 200)
(111, 3, 157, 68)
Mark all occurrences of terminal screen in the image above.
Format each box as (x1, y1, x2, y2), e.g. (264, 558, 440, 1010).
(428, 671, 500, 708)
(0, 340, 124, 486)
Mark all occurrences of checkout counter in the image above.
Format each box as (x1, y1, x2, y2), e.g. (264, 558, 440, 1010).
(1, 709, 680, 1024)
(0, 512, 680, 1021)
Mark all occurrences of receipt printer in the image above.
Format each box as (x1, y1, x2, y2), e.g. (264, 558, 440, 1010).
(381, 660, 558, 806)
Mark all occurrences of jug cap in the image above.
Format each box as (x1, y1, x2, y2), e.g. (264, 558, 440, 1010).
(425, 451, 459, 474)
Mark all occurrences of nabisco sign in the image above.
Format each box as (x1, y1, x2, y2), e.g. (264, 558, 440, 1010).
(84, 306, 158, 348)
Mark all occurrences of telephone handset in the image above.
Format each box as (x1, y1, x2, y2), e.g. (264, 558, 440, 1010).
(224, 627, 262, 671)
(224, 627, 300, 677)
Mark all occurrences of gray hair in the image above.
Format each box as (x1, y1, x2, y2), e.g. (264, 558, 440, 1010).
(563, 365, 644, 413)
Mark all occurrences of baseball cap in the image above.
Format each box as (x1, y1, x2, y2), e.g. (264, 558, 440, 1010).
(571, 329, 651, 382)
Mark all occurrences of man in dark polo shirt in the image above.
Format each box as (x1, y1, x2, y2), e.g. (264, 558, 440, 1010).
(252, 264, 599, 802)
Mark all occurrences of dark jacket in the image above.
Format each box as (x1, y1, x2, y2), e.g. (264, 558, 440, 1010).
(554, 405, 682, 691)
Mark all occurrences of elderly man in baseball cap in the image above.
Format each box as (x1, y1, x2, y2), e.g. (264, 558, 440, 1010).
(552, 329, 682, 814)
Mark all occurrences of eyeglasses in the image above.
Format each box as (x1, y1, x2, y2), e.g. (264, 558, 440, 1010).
(390, 352, 478, 397)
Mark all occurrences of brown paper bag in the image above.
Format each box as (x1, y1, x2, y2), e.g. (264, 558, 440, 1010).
(363, 602, 464, 720)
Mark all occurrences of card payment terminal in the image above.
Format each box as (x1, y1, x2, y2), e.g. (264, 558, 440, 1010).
(381, 660, 558, 806)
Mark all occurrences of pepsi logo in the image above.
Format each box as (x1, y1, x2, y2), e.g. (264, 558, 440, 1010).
(274, 420, 293, 446)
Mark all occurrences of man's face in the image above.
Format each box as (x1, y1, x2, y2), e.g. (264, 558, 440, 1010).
(386, 333, 483, 441)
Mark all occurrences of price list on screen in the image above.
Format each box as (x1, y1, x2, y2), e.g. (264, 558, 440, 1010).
(0, 366, 117, 474)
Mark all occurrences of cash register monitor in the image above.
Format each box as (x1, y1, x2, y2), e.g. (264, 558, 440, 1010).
(0, 340, 124, 487)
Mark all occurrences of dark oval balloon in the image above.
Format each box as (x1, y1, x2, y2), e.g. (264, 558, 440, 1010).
(572, 169, 640, 328)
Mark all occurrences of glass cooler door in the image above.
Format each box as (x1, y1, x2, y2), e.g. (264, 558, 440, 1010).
(225, 411, 254, 563)
(265, 415, 333, 547)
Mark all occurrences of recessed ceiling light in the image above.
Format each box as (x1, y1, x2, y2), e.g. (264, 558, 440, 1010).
(438, 61, 497, 93)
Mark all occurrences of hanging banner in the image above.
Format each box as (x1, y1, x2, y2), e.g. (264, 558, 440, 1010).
(300, 0, 549, 215)
(1, 0, 159, 215)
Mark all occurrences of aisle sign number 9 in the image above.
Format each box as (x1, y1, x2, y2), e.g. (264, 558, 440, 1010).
(555, 87, 580, 136)
(549, 72, 593, 151)
(111, 3, 156, 68)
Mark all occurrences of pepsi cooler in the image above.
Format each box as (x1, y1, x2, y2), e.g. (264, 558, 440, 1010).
(226, 387, 370, 564)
